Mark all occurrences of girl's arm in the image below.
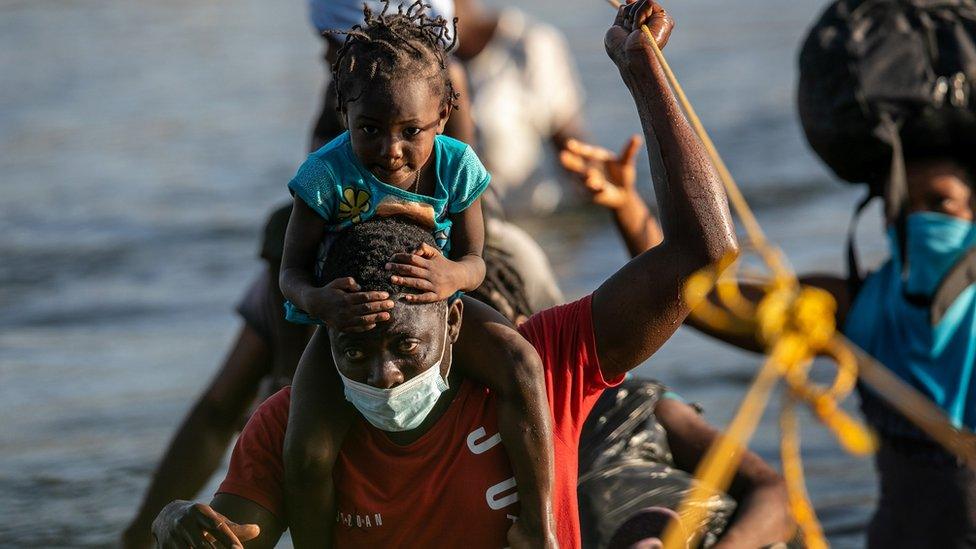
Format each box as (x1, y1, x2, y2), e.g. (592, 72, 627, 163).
(455, 297, 557, 548)
(387, 197, 487, 302)
(280, 197, 394, 331)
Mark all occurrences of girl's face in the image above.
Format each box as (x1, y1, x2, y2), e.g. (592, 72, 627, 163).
(343, 78, 450, 187)
(906, 159, 975, 221)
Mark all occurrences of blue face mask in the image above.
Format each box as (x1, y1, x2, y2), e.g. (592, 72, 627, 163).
(902, 212, 976, 297)
(333, 308, 452, 432)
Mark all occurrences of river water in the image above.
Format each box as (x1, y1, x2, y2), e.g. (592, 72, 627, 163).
(1, 0, 888, 546)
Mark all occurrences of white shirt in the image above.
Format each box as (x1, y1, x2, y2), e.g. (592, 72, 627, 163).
(465, 9, 584, 209)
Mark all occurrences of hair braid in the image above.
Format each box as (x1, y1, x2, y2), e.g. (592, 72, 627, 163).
(326, 0, 460, 114)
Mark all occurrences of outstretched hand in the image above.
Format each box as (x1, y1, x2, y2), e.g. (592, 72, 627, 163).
(560, 134, 642, 210)
(605, 0, 674, 68)
(387, 242, 462, 303)
(152, 501, 259, 549)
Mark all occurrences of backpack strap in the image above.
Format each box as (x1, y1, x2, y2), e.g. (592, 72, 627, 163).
(931, 247, 976, 324)
(846, 191, 876, 301)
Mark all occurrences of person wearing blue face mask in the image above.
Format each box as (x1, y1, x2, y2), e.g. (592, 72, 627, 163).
(562, 131, 976, 547)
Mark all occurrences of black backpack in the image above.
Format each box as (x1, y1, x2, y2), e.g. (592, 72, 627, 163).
(798, 0, 976, 321)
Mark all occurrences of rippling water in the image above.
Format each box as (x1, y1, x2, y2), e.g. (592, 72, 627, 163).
(1, 0, 887, 546)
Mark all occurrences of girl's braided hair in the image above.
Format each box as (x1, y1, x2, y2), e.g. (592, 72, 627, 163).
(325, 0, 460, 114)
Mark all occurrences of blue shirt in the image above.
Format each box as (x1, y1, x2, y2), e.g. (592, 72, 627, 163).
(845, 259, 976, 431)
(285, 131, 490, 324)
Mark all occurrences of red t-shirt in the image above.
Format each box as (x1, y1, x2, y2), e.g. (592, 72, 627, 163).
(218, 295, 621, 548)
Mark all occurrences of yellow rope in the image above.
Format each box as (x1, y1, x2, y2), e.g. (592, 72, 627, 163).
(599, 1, 976, 547)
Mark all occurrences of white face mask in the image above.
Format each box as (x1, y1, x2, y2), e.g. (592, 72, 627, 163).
(333, 308, 452, 432)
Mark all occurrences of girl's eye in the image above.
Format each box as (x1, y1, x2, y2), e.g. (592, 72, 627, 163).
(361, 126, 378, 136)
(344, 348, 365, 360)
(398, 340, 420, 353)
(403, 127, 422, 138)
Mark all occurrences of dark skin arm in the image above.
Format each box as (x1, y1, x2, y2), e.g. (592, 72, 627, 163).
(280, 197, 395, 330)
(656, 398, 795, 548)
(591, 0, 739, 380)
(282, 327, 350, 549)
(122, 324, 272, 549)
(560, 128, 849, 353)
(152, 494, 280, 549)
(454, 297, 556, 547)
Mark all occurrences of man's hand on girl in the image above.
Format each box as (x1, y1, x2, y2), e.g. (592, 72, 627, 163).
(387, 243, 463, 303)
(560, 134, 642, 210)
(314, 277, 394, 332)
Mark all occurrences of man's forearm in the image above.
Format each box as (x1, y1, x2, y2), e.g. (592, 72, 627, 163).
(620, 41, 736, 265)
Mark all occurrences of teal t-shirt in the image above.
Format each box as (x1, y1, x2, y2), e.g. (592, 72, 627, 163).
(845, 258, 976, 431)
(285, 131, 490, 324)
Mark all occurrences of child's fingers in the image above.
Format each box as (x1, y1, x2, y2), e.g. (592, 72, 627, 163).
(386, 262, 429, 279)
(403, 292, 440, 304)
(390, 275, 435, 292)
(387, 254, 430, 269)
(413, 242, 440, 258)
(339, 312, 391, 332)
(348, 300, 395, 317)
(344, 291, 391, 305)
(325, 277, 360, 292)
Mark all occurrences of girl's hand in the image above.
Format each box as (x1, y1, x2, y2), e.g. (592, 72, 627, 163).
(386, 243, 461, 303)
(560, 134, 642, 210)
(312, 277, 394, 332)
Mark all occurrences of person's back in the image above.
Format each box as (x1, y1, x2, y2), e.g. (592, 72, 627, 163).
(453, 0, 586, 213)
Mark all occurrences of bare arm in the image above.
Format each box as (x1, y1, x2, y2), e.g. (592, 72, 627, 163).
(592, 0, 738, 380)
(455, 297, 556, 545)
(655, 398, 795, 548)
(279, 197, 327, 316)
(447, 197, 487, 292)
(123, 324, 271, 548)
(683, 274, 850, 354)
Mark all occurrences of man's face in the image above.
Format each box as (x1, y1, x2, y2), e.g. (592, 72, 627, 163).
(906, 159, 976, 221)
(329, 299, 463, 388)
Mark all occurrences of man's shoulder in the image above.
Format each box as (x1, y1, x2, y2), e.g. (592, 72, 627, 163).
(517, 295, 595, 367)
(247, 387, 292, 435)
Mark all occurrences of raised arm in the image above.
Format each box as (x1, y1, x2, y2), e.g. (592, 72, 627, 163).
(592, 0, 738, 380)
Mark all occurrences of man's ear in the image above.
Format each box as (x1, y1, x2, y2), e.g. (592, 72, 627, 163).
(447, 299, 463, 343)
(436, 102, 451, 134)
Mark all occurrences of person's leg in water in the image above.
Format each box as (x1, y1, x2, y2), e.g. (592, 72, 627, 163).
(868, 439, 976, 548)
